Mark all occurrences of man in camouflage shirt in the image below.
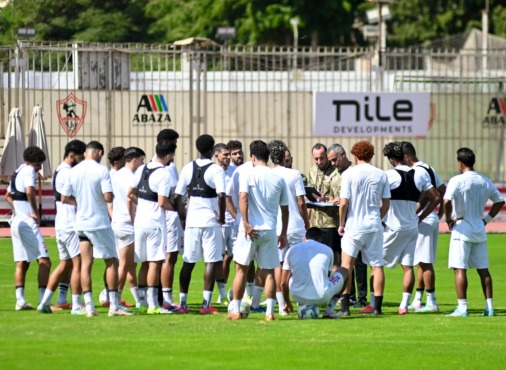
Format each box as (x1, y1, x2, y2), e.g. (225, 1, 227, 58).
(307, 143, 341, 270)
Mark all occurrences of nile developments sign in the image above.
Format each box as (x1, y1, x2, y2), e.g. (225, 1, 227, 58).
(313, 92, 431, 137)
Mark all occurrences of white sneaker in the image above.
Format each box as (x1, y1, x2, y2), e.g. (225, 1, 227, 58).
(15, 302, 34, 311)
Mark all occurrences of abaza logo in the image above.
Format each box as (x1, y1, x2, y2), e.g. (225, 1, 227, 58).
(56, 92, 87, 138)
(132, 94, 172, 125)
(483, 97, 506, 127)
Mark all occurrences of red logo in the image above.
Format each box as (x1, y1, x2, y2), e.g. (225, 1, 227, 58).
(56, 93, 87, 138)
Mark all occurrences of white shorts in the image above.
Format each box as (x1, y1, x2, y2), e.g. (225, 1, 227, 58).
(56, 228, 80, 260)
(341, 230, 384, 267)
(112, 222, 134, 249)
(221, 225, 238, 255)
(448, 238, 489, 269)
(279, 234, 305, 262)
(135, 227, 166, 263)
(166, 212, 184, 254)
(414, 219, 439, 265)
(77, 228, 117, 260)
(292, 272, 345, 306)
(383, 227, 418, 268)
(233, 229, 280, 269)
(11, 217, 49, 262)
(183, 226, 223, 263)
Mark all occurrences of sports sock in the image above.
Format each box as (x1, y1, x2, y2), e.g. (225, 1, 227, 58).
(38, 286, 47, 304)
(179, 292, 188, 309)
(374, 296, 383, 314)
(413, 288, 424, 304)
(147, 287, 158, 309)
(231, 299, 241, 313)
(71, 294, 82, 311)
(426, 289, 436, 307)
(486, 298, 493, 311)
(83, 291, 95, 312)
(162, 288, 172, 306)
(251, 286, 264, 308)
(370, 292, 375, 308)
(265, 298, 276, 316)
(109, 290, 119, 311)
(245, 282, 254, 297)
(400, 292, 411, 309)
(276, 291, 286, 313)
(202, 290, 212, 308)
(217, 281, 227, 300)
(15, 286, 26, 306)
(104, 286, 110, 303)
(325, 295, 339, 314)
(340, 294, 350, 312)
(130, 287, 140, 305)
(57, 283, 69, 305)
(457, 299, 467, 312)
(40, 289, 54, 306)
(138, 285, 147, 306)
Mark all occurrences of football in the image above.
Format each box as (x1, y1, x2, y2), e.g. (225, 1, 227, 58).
(99, 288, 109, 306)
(240, 297, 251, 319)
(298, 304, 320, 319)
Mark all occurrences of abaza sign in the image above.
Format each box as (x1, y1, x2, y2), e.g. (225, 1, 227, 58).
(313, 92, 431, 137)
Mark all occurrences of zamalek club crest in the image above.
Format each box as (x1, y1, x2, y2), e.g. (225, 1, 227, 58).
(56, 92, 87, 137)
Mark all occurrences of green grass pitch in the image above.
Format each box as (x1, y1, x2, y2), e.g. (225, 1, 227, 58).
(0, 234, 505, 369)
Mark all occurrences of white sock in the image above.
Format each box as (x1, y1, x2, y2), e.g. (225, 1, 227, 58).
(38, 287, 46, 304)
(138, 287, 148, 306)
(231, 299, 241, 313)
(486, 298, 493, 310)
(83, 291, 95, 312)
(109, 290, 119, 311)
(147, 287, 158, 309)
(400, 292, 411, 309)
(162, 288, 172, 306)
(57, 283, 69, 305)
(458, 299, 467, 312)
(325, 296, 339, 314)
(217, 282, 227, 300)
(180, 292, 188, 309)
(276, 292, 286, 313)
(426, 290, 436, 306)
(245, 282, 254, 297)
(265, 298, 276, 316)
(413, 289, 423, 303)
(130, 287, 140, 305)
(203, 290, 212, 308)
(15, 286, 25, 305)
(251, 286, 264, 308)
(71, 294, 82, 311)
(41, 289, 54, 306)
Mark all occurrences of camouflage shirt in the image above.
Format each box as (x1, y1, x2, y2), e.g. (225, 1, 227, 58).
(307, 164, 341, 228)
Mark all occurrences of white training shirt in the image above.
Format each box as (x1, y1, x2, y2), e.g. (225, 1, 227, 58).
(283, 239, 334, 301)
(61, 159, 113, 231)
(175, 158, 226, 228)
(54, 162, 76, 231)
(223, 165, 237, 225)
(271, 166, 306, 240)
(7, 163, 36, 220)
(238, 165, 289, 231)
(111, 166, 136, 224)
(384, 165, 433, 231)
(164, 163, 180, 224)
(444, 171, 504, 242)
(414, 160, 445, 225)
(340, 163, 391, 235)
(226, 161, 253, 226)
(132, 162, 171, 230)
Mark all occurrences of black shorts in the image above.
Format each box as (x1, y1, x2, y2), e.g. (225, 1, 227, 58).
(320, 228, 341, 254)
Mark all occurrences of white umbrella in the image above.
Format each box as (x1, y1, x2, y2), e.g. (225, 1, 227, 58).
(28, 105, 52, 178)
(0, 107, 25, 181)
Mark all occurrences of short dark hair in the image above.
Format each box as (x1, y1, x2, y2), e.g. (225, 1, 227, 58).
(157, 129, 179, 143)
(213, 143, 229, 155)
(107, 147, 125, 166)
(312, 143, 327, 153)
(124, 147, 146, 162)
(268, 140, 287, 165)
(401, 141, 416, 157)
(86, 140, 104, 153)
(227, 140, 243, 151)
(156, 140, 177, 158)
(457, 147, 475, 167)
(196, 134, 215, 156)
(23, 146, 46, 163)
(63, 140, 86, 159)
(250, 140, 270, 163)
(305, 227, 323, 242)
(383, 142, 404, 162)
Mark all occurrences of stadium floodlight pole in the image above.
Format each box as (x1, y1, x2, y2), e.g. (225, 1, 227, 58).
(290, 17, 299, 70)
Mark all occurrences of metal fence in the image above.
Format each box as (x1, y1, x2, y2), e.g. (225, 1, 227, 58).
(1, 41, 506, 182)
